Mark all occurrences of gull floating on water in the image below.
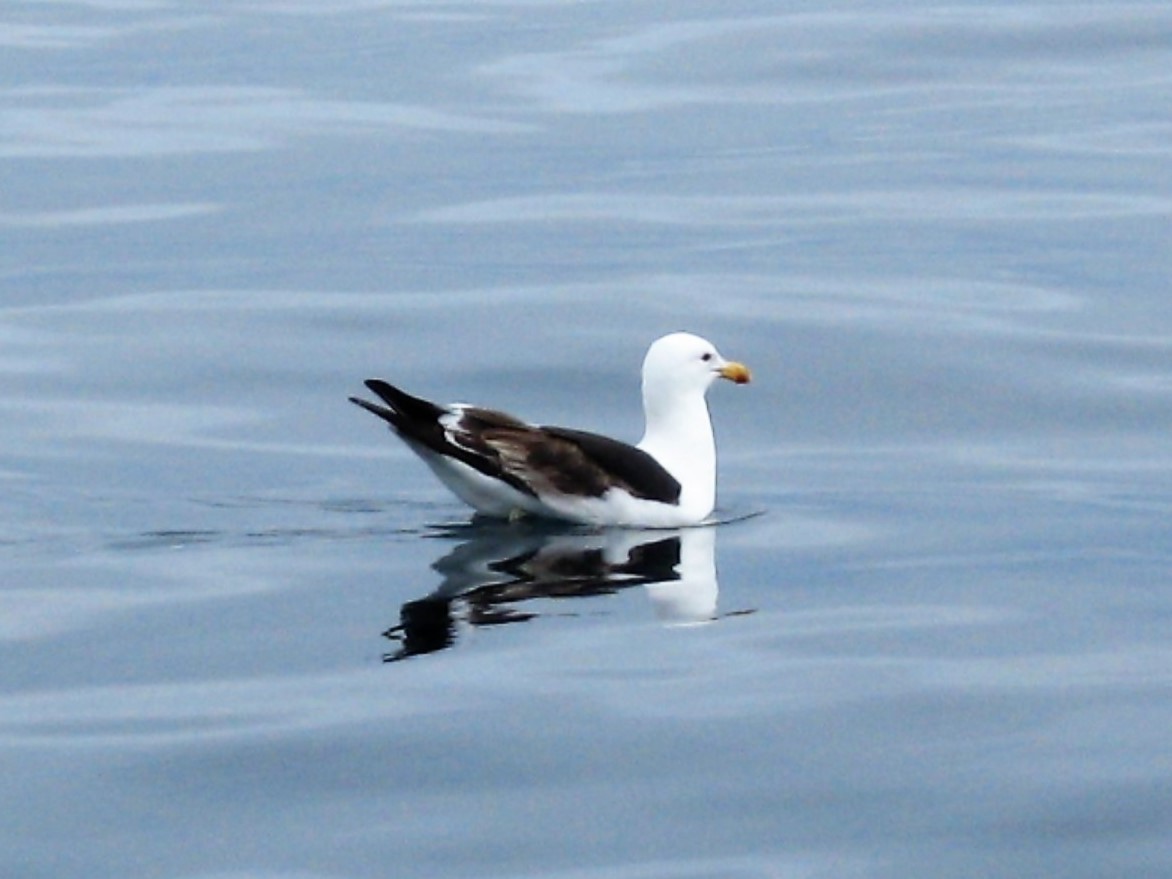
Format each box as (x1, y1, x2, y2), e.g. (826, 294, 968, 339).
(349, 332, 750, 527)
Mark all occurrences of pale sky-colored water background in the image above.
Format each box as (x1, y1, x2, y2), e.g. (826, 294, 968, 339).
(2, 2, 1171, 878)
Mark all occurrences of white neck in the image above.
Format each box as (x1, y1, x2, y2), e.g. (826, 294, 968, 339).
(637, 385, 716, 518)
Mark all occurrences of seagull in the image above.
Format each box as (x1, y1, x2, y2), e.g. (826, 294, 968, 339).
(349, 332, 750, 527)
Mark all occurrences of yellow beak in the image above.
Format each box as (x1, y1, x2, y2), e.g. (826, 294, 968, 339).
(719, 361, 752, 384)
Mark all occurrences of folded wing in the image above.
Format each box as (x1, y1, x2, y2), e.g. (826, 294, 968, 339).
(350, 380, 681, 506)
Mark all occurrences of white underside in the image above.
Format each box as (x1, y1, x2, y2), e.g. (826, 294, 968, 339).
(414, 444, 706, 527)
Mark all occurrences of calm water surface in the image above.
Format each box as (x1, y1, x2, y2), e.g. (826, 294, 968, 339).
(2, 2, 1171, 878)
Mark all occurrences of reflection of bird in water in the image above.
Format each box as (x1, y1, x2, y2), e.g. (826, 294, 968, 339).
(350, 333, 750, 527)
(384, 524, 721, 661)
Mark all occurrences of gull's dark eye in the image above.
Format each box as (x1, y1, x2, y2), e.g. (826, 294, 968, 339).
(701, 352, 713, 362)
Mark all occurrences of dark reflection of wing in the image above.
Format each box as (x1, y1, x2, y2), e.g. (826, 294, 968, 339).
(384, 523, 719, 661)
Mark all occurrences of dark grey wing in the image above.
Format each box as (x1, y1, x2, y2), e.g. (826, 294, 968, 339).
(349, 380, 537, 497)
(528, 427, 681, 504)
(350, 380, 680, 506)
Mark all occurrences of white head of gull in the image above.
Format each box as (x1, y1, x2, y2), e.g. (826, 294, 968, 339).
(635, 332, 751, 525)
(349, 331, 750, 527)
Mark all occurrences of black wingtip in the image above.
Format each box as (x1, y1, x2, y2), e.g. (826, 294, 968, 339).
(349, 394, 396, 423)
(361, 381, 446, 422)
(363, 378, 406, 409)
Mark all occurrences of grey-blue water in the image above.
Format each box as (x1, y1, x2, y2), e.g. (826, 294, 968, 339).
(3, 2, 1171, 877)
